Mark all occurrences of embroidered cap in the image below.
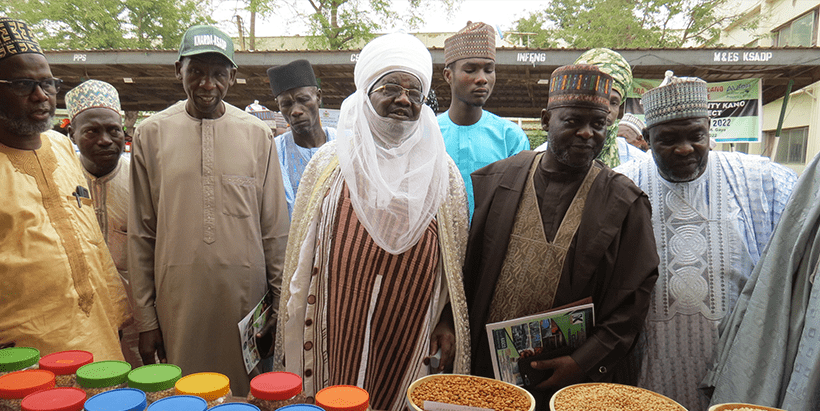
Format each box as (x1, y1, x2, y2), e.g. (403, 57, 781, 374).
(574, 48, 632, 101)
(444, 22, 496, 66)
(619, 113, 645, 134)
(547, 64, 612, 112)
(0, 18, 43, 61)
(65, 80, 122, 121)
(642, 70, 708, 128)
(178, 25, 236, 68)
(267, 59, 318, 97)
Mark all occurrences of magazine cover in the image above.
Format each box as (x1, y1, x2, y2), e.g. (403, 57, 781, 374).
(237, 292, 272, 374)
(485, 300, 594, 386)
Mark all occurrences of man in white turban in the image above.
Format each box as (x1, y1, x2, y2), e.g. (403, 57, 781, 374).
(273, 32, 470, 410)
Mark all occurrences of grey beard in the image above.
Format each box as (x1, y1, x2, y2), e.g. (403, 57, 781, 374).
(0, 110, 55, 138)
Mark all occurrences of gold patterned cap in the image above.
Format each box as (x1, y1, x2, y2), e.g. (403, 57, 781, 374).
(0, 18, 43, 62)
(444, 22, 496, 66)
(642, 70, 708, 128)
(65, 80, 122, 120)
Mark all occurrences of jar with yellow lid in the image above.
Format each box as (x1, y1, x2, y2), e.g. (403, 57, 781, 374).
(247, 372, 306, 410)
(0, 348, 39, 378)
(0, 369, 56, 411)
(38, 350, 93, 387)
(174, 372, 231, 408)
(127, 364, 182, 404)
(315, 385, 369, 411)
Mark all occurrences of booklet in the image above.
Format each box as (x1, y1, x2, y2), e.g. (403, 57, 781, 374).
(485, 298, 594, 386)
(238, 291, 273, 374)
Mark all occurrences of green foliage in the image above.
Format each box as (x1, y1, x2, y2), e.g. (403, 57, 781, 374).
(511, 0, 740, 49)
(526, 129, 548, 150)
(5, 0, 215, 49)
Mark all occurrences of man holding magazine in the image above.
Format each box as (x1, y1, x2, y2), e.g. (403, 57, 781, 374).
(464, 64, 659, 409)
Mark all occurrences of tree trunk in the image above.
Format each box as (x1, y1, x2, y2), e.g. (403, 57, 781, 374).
(250, 10, 256, 50)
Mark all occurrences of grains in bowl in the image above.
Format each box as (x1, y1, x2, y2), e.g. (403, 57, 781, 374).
(552, 383, 685, 411)
(410, 375, 530, 411)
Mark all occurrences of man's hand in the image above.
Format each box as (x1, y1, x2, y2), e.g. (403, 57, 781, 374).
(425, 319, 456, 373)
(255, 315, 277, 359)
(138, 329, 167, 365)
(532, 355, 584, 391)
(0, 341, 14, 350)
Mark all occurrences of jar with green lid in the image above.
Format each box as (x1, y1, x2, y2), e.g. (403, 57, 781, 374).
(0, 369, 56, 411)
(247, 372, 306, 410)
(75, 361, 132, 397)
(315, 386, 369, 411)
(38, 350, 93, 387)
(127, 364, 181, 404)
(174, 372, 231, 408)
(84, 388, 147, 411)
(21, 387, 86, 411)
(0, 348, 39, 377)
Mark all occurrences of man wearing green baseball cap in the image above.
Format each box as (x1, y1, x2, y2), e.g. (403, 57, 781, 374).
(128, 24, 289, 396)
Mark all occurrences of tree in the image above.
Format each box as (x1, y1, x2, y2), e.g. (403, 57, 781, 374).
(509, 0, 744, 49)
(4, 0, 215, 49)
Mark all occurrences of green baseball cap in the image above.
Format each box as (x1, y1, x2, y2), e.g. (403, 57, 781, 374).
(178, 25, 237, 68)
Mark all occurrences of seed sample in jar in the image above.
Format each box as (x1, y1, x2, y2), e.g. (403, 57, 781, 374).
(38, 350, 93, 387)
(127, 364, 182, 404)
(210, 403, 261, 411)
(20, 387, 86, 411)
(174, 372, 231, 408)
(247, 372, 306, 410)
(551, 383, 686, 411)
(409, 375, 531, 411)
(0, 347, 40, 377)
(84, 388, 147, 411)
(0, 369, 56, 411)
(75, 360, 132, 397)
(315, 385, 369, 411)
(145, 395, 207, 411)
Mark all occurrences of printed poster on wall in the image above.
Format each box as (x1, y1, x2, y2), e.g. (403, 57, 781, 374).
(624, 77, 762, 144)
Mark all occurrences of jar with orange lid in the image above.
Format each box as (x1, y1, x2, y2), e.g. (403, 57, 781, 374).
(174, 372, 231, 408)
(21, 387, 86, 411)
(315, 385, 369, 411)
(0, 369, 56, 411)
(127, 364, 182, 404)
(75, 361, 132, 397)
(0, 348, 39, 378)
(247, 372, 306, 410)
(38, 350, 93, 387)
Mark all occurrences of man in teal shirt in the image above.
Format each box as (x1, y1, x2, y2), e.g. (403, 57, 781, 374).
(438, 22, 529, 216)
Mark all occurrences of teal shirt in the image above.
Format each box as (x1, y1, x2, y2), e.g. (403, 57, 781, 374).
(438, 110, 530, 218)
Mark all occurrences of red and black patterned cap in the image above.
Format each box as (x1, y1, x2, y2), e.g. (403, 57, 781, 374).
(444, 22, 495, 66)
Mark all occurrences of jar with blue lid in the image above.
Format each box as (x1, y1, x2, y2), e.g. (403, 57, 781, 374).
(145, 395, 207, 411)
(84, 388, 146, 411)
(277, 404, 325, 411)
(208, 403, 260, 411)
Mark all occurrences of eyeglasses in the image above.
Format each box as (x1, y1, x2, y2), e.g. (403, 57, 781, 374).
(0, 78, 63, 97)
(369, 83, 425, 105)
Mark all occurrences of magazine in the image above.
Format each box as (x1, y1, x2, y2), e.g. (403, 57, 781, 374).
(237, 291, 273, 374)
(485, 298, 594, 386)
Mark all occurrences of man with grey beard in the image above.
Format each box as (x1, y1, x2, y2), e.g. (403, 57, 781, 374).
(0, 17, 128, 361)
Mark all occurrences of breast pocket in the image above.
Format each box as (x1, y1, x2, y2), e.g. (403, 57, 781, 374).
(221, 175, 256, 219)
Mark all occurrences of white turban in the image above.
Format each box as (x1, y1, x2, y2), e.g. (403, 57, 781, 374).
(336, 32, 449, 254)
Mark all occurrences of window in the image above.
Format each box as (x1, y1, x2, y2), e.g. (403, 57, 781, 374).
(774, 9, 818, 46)
(771, 127, 809, 164)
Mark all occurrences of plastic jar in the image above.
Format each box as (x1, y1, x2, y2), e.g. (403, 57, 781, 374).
(75, 361, 132, 397)
(145, 395, 206, 411)
(0, 369, 56, 411)
(83, 388, 147, 411)
(247, 372, 305, 410)
(277, 404, 324, 411)
(20, 387, 86, 411)
(174, 372, 231, 408)
(0, 348, 40, 377)
(209, 404, 260, 411)
(127, 364, 181, 404)
(314, 386, 369, 411)
(38, 351, 93, 388)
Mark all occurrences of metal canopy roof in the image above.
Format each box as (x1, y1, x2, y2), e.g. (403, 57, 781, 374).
(45, 47, 820, 118)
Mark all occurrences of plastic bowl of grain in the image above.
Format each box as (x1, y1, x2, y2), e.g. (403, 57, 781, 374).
(407, 374, 534, 411)
(708, 403, 785, 411)
(550, 383, 686, 411)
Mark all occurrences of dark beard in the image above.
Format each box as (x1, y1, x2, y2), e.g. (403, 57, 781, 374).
(0, 109, 55, 138)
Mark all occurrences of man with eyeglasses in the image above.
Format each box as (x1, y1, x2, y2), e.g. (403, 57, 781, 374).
(0, 17, 128, 361)
(438, 22, 530, 218)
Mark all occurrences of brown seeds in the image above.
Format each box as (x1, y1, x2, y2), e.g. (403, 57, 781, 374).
(552, 383, 685, 411)
(410, 375, 530, 411)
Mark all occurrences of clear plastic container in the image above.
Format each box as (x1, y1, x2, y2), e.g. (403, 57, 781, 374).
(145, 395, 206, 411)
(246, 372, 306, 411)
(174, 372, 231, 408)
(21, 387, 85, 411)
(127, 364, 182, 404)
(0, 369, 56, 411)
(0, 348, 40, 377)
(315, 386, 369, 411)
(38, 350, 93, 387)
(75, 361, 132, 397)
(84, 388, 147, 411)
(209, 404, 260, 411)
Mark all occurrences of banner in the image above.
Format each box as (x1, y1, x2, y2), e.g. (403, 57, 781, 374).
(624, 78, 762, 143)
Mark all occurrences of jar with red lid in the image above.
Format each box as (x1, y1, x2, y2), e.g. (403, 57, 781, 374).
(246, 372, 306, 410)
(315, 385, 369, 411)
(38, 351, 93, 387)
(21, 387, 86, 411)
(0, 369, 56, 411)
